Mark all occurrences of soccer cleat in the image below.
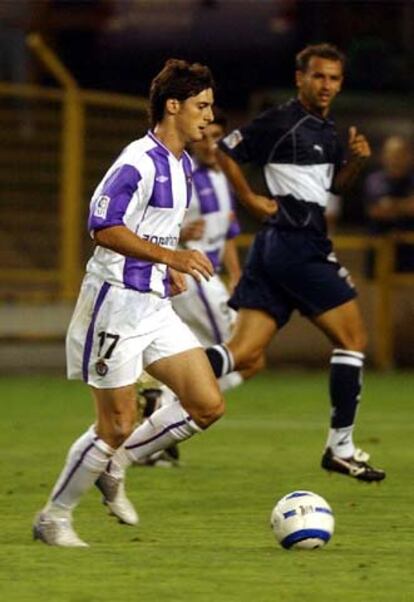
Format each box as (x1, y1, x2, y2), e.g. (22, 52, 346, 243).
(33, 512, 89, 547)
(95, 472, 139, 526)
(321, 447, 386, 482)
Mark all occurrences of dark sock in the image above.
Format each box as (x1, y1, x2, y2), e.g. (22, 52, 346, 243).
(206, 344, 234, 378)
(330, 349, 364, 428)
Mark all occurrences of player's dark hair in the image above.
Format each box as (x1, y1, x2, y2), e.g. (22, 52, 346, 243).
(149, 58, 215, 128)
(296, 43, 346, 73)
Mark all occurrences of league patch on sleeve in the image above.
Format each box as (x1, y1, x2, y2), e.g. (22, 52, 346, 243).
(93, 195, 111, 219)
(222, 129, 243, 149)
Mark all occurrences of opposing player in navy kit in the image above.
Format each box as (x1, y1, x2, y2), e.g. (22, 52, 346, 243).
(33, 59, 226, 547)
(207, 43, 386, 482)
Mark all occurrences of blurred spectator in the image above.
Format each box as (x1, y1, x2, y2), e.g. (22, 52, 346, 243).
(364, 136, 414, 272)
(0, 1, 45, 137)
(0, 1, 32, 83)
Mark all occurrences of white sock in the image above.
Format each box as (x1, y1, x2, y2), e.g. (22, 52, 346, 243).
(326, 425, 355, 459)
(108, 403, 201, 479)
(159, 385, 178, 408)
(45, 425, 115, 516)
(219, 371, 243, 392)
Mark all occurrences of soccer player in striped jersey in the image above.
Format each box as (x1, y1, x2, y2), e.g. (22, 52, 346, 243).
(137, 111, 264, 468)
(206, 43, 386, 482)
(33, 59, 226, 547)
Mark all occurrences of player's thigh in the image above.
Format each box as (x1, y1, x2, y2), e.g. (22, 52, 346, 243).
(67, 275, 154, 389)
(146, 348, 224, 420)
(143, 304, 224, 416)
(227, 308, 277, 364)
(312, 298, 367, 351)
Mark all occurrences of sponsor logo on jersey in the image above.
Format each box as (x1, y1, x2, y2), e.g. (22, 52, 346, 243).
(313, 144, 324, 155)
(93, 195, 111, 219)
(223, 129, 243, 149)
(142, 233, 179, 247)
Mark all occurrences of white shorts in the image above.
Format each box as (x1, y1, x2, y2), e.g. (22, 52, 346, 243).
(172, 273, 236, 348)
(66, 274, 201, 388)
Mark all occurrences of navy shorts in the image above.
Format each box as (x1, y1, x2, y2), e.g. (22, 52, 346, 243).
(229, 226, 357, 329)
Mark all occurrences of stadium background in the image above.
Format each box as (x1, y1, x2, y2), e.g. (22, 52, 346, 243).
(1, 3, 414, 601)
(1, 0, 414, 372)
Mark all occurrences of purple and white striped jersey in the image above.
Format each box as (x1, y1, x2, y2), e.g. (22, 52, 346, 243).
(184, 164, 241, 272)
(86, 131, 193, 296)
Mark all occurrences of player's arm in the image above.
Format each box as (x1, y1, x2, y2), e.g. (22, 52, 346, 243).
(217, 149, 277, 220)
(334, 126, 371, 192)
(222, 238, 242, 294)
(90, 163, 213, 281)
(94, 225, 213, 281)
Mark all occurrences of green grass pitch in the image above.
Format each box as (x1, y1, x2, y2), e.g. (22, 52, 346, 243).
(1, 371, 413, 602)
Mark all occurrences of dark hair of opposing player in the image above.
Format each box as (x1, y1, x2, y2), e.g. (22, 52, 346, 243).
(149, 58, 215, 129)
(295, 43, 346, 72)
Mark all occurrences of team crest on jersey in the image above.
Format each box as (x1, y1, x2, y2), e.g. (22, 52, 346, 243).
(94, 195, 111, 219)
(95, 358, 108, 376)
(223, 129, 243, 149)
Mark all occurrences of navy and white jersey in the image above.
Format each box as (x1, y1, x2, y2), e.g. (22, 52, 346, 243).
(219, 98, 344, 209)
(183, 163, 241, 272)
(87, 131, 192, 296)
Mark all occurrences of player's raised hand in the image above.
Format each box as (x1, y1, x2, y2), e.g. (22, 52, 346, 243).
(348, 126, 371, 159)
(169, 248, 214, 282)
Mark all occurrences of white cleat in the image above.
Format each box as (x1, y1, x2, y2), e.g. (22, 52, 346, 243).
(95, 472, 139, 526)
(33, 513, 89, 547)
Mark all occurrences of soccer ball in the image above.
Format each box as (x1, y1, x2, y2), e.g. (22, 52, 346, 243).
(270, 490, 334, 550)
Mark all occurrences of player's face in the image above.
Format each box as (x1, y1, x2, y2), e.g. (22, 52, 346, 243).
(296, 57, 343, 117)
(191, 122, 224, 168)
(176, 88, 214, 144)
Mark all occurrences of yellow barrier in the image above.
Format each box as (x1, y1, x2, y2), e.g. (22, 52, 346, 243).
(27, 33, 84, 299)
(0, 35, 149, 300)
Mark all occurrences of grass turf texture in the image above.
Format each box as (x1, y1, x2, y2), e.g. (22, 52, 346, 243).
(0, 371, 413, 602)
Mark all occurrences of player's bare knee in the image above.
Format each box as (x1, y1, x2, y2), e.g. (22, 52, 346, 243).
(99, 412, 136, 448)
(339, 327, 368, 353)
(191, 395, 225, 429)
